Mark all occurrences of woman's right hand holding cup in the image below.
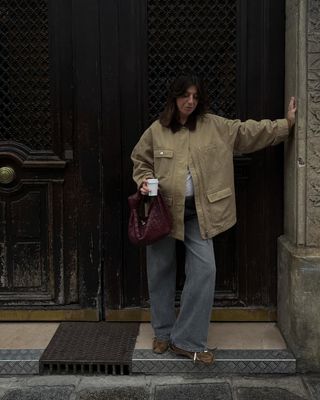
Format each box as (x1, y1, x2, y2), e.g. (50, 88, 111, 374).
(140, 178, 159, 196)
(140, 180, 150, 195)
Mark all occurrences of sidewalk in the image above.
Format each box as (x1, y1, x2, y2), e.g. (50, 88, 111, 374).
(0, 374, 319, 399)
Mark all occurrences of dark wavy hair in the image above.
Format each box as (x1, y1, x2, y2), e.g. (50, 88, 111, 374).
(159, 75, 209, 133)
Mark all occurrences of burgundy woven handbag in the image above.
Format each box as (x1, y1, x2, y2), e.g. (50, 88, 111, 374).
(128, 191, 172, 246)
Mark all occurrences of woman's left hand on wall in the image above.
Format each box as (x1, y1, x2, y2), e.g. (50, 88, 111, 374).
(287, 96, 297, 128)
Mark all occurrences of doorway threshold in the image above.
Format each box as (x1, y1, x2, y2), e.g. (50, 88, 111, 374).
(133, 322, 296, 374)
(0, 322, 296, 375)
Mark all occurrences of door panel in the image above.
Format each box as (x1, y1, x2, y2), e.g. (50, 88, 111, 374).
(0, 0, 65, 306)
(0, 0, 101, 317)
(101, 0, 149, 311)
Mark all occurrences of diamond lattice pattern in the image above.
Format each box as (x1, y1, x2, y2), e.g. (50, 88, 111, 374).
(0, 0, 52, 149)
(148, 0, 237, 121)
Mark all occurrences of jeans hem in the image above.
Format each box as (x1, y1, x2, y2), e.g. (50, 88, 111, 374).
(171, 340, 205, 353)
(154, 335, 171, 341)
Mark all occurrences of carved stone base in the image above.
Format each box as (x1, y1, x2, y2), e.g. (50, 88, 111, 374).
(278, 236, 320, 372)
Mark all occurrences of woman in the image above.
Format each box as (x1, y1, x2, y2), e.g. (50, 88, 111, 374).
(131, 75, 296, 365)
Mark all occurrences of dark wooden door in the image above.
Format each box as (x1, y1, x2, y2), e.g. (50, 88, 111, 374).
(0, 0, 285, 321)
(102, 0, 286, 321)
(0, 0, 101, 319)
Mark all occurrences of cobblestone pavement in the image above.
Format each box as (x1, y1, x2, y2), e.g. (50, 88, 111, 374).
(0, 374, 319, 400)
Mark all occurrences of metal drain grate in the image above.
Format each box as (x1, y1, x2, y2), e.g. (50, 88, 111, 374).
(41, 362, 130, 375)
(39, 322, 139, 375)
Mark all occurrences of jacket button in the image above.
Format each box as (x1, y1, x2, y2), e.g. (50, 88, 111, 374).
(160, 151, 164, 155)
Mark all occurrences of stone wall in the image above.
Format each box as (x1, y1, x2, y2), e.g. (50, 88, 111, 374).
(279, 0, 320, 372)
(307, 0, 320, 247)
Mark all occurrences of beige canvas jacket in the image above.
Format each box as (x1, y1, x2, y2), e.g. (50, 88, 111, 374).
(131, 113, 289, 240)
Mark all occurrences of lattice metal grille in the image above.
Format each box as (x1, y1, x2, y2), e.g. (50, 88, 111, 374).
(148, 1, 237, 121)
(0, 0, 52, 149)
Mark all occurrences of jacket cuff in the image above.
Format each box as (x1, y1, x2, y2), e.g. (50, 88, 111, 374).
(136, 175, 154, 189)
(272, 118, 290, 146)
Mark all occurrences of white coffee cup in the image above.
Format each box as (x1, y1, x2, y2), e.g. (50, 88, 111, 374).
(147, 178, 159, 196)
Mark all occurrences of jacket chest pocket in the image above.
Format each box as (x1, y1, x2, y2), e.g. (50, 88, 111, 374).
(154, 149, 174, 158)
(154, 149, 174, 179)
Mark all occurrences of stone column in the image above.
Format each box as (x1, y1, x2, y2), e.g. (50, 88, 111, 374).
(279, 0, 320, 372)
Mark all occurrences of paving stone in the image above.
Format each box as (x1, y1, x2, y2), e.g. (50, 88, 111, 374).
(24, 375, 81, 387)
(303, 376, 320, 400)
(2, 386, 74, 400)
(0, 378, 19, 389)
(236, 387, 308, 400)
(76, 387, 149, 400)
(154, 383, 232, 400)
(77, 375, 150, 389)
(232, 376, 309, 398)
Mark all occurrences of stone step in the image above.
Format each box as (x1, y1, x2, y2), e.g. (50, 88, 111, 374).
(0, 322, 296, 375)
(0, 348, 296, 375)
(132, 349, 296, 374)
(0, 349, 42, 375)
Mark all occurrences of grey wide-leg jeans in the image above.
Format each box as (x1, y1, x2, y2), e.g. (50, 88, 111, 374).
(146, 199, 216, 352)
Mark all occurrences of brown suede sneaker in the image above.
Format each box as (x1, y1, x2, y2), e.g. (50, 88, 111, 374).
(169, 343, 215, 365)
(152, 338, 169, 354)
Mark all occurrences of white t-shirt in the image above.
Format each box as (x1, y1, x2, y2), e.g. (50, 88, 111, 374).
(185, 168, 194, 197)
